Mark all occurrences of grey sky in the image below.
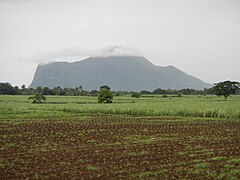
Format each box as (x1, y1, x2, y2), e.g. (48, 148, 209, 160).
(0, 0, 240, 87)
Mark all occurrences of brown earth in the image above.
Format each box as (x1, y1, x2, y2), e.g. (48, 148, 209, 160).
(0, 116, 240, 179)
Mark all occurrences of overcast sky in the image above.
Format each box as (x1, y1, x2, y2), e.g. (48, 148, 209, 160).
(0, 0, 240, 87)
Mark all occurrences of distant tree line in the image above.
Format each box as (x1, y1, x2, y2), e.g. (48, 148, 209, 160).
(0, 83, 95, 96)
(147, 88, 213, 96)
(1, 81, 239, 97)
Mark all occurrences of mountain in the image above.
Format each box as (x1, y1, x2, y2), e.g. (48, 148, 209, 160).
(29, 56, 211, 91)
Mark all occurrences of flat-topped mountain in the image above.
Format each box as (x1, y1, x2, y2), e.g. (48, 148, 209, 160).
(29, 56, 211, 91)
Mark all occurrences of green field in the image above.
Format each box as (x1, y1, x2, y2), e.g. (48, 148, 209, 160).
(0, 95, 240, 120)
(0, 95, 240, 179)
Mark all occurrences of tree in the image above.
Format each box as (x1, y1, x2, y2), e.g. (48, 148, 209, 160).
(100, 85, 110, 91)
(0, 82, 18, 95)
(28, 93, 47, 103)
(21, 84, 26, 92)
(36, 86, 43, 92)
(90, 90, 99, 96)
(212, 81, 240, 100)
(140, 90, 151, 94)
(43, 87, 50, 95)
(131, 92, 142, 98)
(98, 87, 113, 103)
(152, 88, 167, 94)
(20, 84, 28, 95)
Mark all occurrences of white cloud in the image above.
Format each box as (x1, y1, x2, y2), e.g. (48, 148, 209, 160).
(17, 46, 142, 64)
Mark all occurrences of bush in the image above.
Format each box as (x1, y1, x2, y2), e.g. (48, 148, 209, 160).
(98, 88, 113, 103)
(176, 92, 182, 97)
(132, 92, 142, 98)
(28, 93, 47, 103)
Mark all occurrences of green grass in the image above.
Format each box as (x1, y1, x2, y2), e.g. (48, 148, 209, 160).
(0, 143, 17, 151)
(210, 156, 224, 161)
(0, 95, 240, 119)
(0, 158, 7, 168)
(86, 165, 101, 171)
(227, 158, 240, 164)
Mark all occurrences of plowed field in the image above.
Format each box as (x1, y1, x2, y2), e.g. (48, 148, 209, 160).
(1, 116, 240, 179)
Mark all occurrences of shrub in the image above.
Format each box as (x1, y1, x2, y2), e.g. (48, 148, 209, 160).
(131, 92, 142, 98)
(28, 93, 47, 103)
(98, 88, 113, 103)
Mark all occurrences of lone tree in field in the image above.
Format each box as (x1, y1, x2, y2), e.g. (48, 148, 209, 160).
(100, 85, 110, 91)
(212, 81, 240, 100)
(28, 93, 47, 103)
(98, 86, 113, 103)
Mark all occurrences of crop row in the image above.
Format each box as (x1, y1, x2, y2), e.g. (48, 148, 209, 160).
(1, 117, 240, 179)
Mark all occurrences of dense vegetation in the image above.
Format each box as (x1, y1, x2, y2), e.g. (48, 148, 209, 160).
(0, 82, 224, 96)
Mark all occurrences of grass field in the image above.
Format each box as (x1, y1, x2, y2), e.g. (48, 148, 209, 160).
(0, 95, 240, 178)
(0, 95, 240, 119)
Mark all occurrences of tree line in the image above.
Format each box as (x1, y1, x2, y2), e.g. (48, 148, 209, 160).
(0, 83, 92, 96)
(0, 82, 211, 96)
(0, 81, 239, 99)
